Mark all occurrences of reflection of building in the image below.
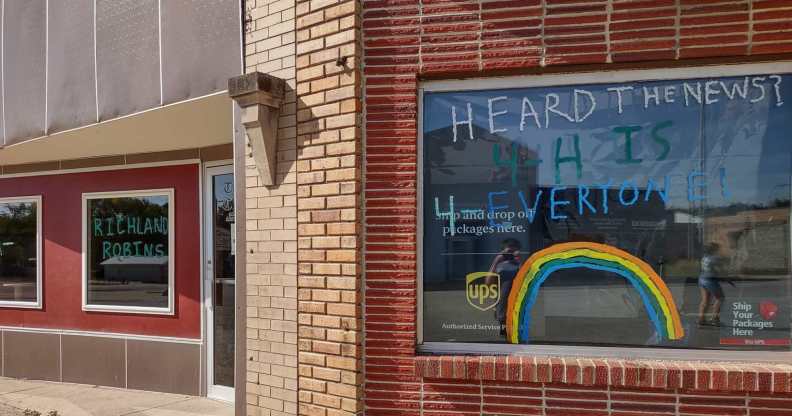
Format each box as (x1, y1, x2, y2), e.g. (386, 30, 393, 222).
(100, 256, 168, 283)
(424, 124, 540, 287)
(425, 124, 540, 186)
(705, 208, 790, 276)
(215, 227, 232, 252)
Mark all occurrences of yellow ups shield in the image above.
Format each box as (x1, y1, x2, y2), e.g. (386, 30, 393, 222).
(465, 272, 500, 311)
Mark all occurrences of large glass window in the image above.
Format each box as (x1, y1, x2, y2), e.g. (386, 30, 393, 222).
(83, 190, 174, 314)
(0, 196, 41, 308)
(421, 68, 792, 351)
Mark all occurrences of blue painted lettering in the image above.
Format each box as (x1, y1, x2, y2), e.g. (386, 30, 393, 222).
(688, 171, 705, 202)
(517, 190, 543, 223)
(577, 185, 597, 215)
(487, 191, 510, 227)
(550, 187, 569, 220)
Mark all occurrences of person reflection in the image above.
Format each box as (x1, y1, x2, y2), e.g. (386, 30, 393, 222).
(698, 242, 725, 326)
(487, 238, 522, 337)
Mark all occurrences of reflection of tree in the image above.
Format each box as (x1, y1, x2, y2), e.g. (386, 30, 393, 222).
(89, 196, 169, 282)
(91, 197, 167, 225)
(0, 202, 37, 280)
(0, 202, 36, 234)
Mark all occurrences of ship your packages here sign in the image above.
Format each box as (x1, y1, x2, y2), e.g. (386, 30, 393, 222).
(421, 72, 792, 349)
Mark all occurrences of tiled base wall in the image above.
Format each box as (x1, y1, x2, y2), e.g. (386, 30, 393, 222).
(0, 329, 201, 396)
(367, 378, 792, 416)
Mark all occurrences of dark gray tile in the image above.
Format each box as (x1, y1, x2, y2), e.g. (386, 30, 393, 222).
(3, 331, 60, 382)
(61, 335, 125, 388)
(126, 339, 200, 395)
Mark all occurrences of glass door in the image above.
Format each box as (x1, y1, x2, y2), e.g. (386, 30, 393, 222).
(205, 165, 235, 402)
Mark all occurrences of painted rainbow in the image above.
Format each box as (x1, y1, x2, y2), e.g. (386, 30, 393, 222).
(505, 242, 685, 344)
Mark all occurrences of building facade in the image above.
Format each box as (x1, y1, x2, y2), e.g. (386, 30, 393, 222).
(357, 2, 792, 415)
(0, 0, 242, 399)
(2, 1, 792, 416)
(240, 0, 792, 415)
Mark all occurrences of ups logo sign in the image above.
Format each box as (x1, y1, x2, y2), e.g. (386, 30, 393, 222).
(466, 272, 500, 311)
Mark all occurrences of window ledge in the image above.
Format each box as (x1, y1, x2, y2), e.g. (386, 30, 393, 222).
(414, 355, 792, 393)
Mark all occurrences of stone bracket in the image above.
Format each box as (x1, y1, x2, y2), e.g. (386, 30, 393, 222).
(228, 72, 286, 186)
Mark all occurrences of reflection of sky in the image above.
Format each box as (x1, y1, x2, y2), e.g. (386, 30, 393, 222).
(101, 196, 169, 207)
(0, 202, 34, 218)
(213, 174, 234, 202)
(142, 195, 168, 206)
(424, 74, 791, 208)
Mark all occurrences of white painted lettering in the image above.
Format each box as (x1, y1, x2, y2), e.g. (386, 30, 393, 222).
(520, 96, 541, 131)
(683, 82, 702, 106)
(488, 96, 508, 134)
(545, 93, 574, 128)
(451, 102, 475, 142)
(607, 86, 633, 114)
(573, 89, 596, 122)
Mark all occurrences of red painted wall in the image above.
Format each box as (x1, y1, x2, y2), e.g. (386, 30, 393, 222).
(0, 164, 200, 338)
(362, 0, 792, 415)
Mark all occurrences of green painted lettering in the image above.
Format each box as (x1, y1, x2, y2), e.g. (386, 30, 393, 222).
(493, 142, 542, 187)
(613, 125, 643, 164)
(102, 241, 112, 260)
(127, 216, 138, 235)
(120, 242, 130, 257)
(105, 217, 115, 236)
(554, 134, 582, 184)
(93, 218, 104, 237)
(133, 241, 144, 256)
(112, 243, 122, 257)
(651, 120, 673, 161)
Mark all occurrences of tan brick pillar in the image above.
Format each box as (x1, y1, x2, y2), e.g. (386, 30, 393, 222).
(294, 1, 363, 415)
(238, 0, 299, 415)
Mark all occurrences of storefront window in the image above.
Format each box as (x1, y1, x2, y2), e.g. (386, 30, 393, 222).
(83, 190, 174, 314)
(0, 197, 41, 308)
(421, 69, 792, 351)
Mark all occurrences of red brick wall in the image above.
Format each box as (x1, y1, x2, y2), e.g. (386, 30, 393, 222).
(362, 1, 792, 415)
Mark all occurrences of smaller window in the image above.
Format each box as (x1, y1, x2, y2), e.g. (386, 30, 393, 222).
(0, 196, 42, 309)
(82, 190, 174, 314)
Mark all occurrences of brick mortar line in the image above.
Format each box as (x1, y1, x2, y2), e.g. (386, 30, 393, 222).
(748, 0, 755, 56)
(672, 0, 681, 60)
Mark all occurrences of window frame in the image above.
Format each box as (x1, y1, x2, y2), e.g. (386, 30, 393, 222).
(0, 195, 43, 309)
(81, 189, 175, 315)
(416, 60, 792, 361)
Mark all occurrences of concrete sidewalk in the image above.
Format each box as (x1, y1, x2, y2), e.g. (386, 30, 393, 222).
(0, 378, 233, 416)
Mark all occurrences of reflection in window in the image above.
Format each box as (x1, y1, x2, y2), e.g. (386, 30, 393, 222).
(0, 197, 40, 307)
(84, 191, 173, 312)
(422, 72, 792, 351)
